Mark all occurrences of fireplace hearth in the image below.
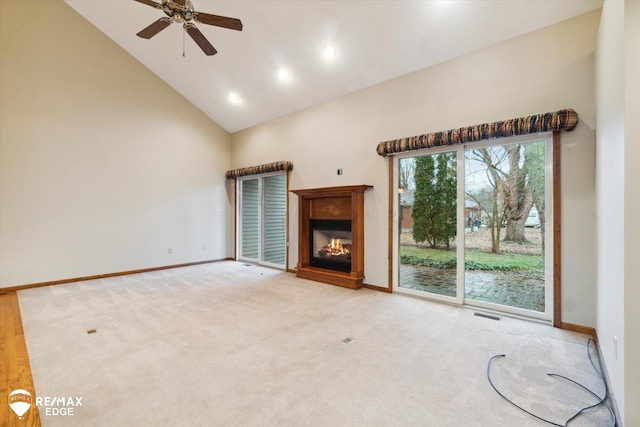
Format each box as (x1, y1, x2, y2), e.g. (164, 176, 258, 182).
(291, 185, 372, 289)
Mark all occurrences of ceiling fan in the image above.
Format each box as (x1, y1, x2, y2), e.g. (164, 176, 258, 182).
(133, 0, 243, 56)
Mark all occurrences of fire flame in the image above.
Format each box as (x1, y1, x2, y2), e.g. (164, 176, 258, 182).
(322, 237, 350, 256)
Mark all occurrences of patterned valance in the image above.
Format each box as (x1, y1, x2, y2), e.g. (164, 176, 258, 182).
(225, 160, 293, 179)
(376, 108, 578, 157)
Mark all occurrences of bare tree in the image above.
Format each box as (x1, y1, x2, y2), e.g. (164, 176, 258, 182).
(399, 158, 415, 191)
(466, 148, 511, 253)
(503, 144, 533, 244)
(524, 141, 546, 255)
(467, 142, 545, 251)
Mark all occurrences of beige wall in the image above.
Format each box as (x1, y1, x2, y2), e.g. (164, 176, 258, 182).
(595, 2, 640, 423)
(0, 0, 232, 287)
(232, 10, 600, 326)
(595, 0, 628, 421)
(624, 1, 640, 425)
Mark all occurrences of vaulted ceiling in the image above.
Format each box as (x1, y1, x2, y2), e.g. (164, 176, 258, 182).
(65, 0, 602, 133)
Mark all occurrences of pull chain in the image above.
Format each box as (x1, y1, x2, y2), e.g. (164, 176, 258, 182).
(182, 27, 186, 57)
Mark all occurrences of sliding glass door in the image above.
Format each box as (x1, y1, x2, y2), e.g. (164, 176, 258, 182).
(398, 152, 459, 302)
(396, 135, 552, 320)
(464, 141, 549, 313)
(238, 173, 287, 268)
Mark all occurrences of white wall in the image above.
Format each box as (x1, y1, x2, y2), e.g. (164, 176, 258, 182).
(595, 0, 626, 420)
(624, 1, 640, 425)
(232, 11, 600, 326)
(0, 0, 232, 287)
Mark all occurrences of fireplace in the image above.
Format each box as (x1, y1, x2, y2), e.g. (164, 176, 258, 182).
(310, 219, 352, 272)
(291, 185, 372, 289)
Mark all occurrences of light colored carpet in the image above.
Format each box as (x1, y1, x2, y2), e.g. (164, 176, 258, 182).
(18, 261, 612, 426)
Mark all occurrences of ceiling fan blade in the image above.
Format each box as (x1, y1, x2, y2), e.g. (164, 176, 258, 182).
(174, 0, 186, 5)
(133, 0, 162, 9)
(194, 12, 243, 31)
(136, 18, 172, 39)
(185, 25, 217, 56)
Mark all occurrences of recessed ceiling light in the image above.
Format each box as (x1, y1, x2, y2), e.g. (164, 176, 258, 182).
(278, 68, 291, 81)
(323, 45, 336, 60)
(228, 92, 241, 104)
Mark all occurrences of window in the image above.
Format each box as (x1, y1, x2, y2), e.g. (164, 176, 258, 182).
(237, 173, 287, 268)
(395, 134, 553, 320)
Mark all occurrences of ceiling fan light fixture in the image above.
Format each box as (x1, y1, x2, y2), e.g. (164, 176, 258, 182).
(134, 0, 243, 56)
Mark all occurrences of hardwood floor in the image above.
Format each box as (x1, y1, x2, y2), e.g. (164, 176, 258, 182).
(0, 291, 40, 426)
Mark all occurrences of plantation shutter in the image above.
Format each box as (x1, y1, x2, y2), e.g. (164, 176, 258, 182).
(241, 178, 260, 260)
(262, 174, 287, 266)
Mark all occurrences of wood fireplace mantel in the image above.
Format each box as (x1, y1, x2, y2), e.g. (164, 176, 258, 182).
(291, 185, 372, 289)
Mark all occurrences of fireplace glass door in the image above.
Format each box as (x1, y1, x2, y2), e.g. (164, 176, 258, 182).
(310, 219, 352, 273)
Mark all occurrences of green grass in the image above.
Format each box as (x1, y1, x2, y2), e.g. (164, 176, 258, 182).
(400, 245, 544, 271)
